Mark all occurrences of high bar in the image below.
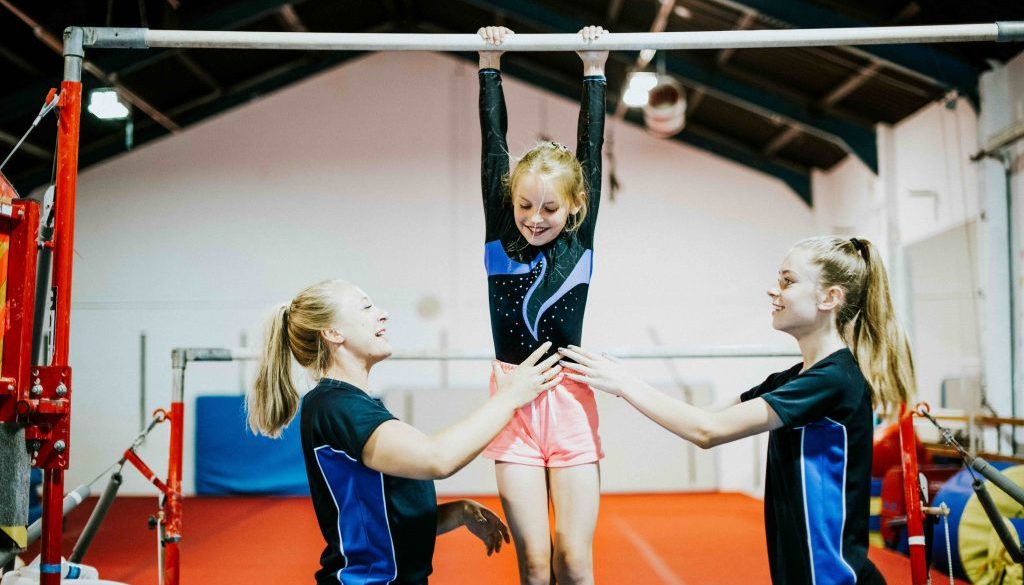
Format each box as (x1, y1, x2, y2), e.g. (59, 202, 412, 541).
(174, 346, 801, 364)
(80, 22, 1024, 52)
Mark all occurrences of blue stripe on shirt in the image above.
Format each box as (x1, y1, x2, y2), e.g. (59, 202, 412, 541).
(801, 419, 857, 585)
(314, 445, 398, 584)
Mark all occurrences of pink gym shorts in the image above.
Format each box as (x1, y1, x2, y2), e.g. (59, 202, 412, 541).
(482, 360, 604, 467)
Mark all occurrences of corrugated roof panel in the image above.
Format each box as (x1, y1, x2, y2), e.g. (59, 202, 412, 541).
(775, 133, 848, 169)
(728, 47, 864, 96)
(689, 94, 783, 146)
(184, 48, 302, 91)
(117, 56, 212, 112)
(295, 0, 391, 32)
(840, 79, 936, 123)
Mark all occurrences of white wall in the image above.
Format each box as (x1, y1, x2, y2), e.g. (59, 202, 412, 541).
(812, 99, 985, 409)
(812, 51, 1024, 419)
(63, 52, 815, 496)
(978, 52, 1024, 427)
(890, 99, 982, 245)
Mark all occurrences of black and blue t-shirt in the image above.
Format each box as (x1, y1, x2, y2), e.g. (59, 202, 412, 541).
(741, 348, 879, 585)
(479, 68, 605, 364)
(301, 378, 437, 585)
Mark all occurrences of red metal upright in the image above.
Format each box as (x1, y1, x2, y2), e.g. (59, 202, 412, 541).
(161, 354, 187, 585)
(52, 88, 81, 364)
(164, 399, 183, 585)
(897, 404, 928, 585)
(35, 26, 85, 584)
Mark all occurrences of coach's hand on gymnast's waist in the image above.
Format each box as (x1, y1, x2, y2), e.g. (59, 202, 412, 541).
(492, 341, 563, 409)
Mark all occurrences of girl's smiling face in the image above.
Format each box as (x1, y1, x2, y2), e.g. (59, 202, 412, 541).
(768, 247, 833, 337)
(512, 173, 579, 246)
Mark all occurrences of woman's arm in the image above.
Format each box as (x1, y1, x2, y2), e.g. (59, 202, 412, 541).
(617, 383, 781, 448)
(559, 346, 783, 448)
(362, 343, 562, 479)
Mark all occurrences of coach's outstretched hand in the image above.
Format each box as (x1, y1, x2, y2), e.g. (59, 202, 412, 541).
(559, 345, 641, 398)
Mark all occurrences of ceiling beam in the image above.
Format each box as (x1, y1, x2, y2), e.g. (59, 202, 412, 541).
(0, 0, 330, 129)
(763, 125, 801, 156)
(0, 0, 180, 132)
(276, 5, 308, 33)
(513, 54, 812, 202)
(79, 0, 319, 78)
(0, 129, 51, 160)
(705, 0, 981, 104)
(715, 11, 756, 68)
(7, 18, 400, 191)
(8, 43, 376, 192)
(0, 42, 42, 75)
(819, 61, 882, 107)
(411, 18, 812, 201)
(175, 52, 222, 92)
(768, 59, 883, 155)
(606, 0, 626, 26)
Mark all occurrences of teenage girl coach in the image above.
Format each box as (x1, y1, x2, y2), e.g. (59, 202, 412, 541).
(562, 237, 913, 585)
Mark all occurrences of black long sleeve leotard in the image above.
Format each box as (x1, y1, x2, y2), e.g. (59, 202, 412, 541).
(479, 68, 605, 364)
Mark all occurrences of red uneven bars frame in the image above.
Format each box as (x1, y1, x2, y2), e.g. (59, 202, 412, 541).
(0, 93, 73, 581)
(898, 404, 928, 584)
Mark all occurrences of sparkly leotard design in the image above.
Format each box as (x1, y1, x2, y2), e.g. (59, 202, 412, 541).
(479, 69, 605, 363)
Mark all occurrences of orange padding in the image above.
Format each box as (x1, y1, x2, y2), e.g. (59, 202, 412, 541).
(30, 492, 969, 584)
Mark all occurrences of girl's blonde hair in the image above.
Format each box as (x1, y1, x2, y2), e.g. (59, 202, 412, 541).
(794, 236, 916, 418)
(508, 141, 588, 232)
(247, 279, 348, 437)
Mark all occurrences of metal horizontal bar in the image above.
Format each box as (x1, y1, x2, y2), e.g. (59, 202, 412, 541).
(999, 21, 1024, 42)
(79, 23, 1018, 52)
(178, 345, 800, 364)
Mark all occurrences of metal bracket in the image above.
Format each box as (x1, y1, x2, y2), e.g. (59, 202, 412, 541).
(82, 27, 149, 49)
(20, 366, 72, 469)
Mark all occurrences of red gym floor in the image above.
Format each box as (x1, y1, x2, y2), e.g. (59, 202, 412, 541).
(26, 492, 965, 584)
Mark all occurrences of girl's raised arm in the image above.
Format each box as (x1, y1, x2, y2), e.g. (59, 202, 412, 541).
(478, 26, 514, 237)
(575, 26, 608, 243)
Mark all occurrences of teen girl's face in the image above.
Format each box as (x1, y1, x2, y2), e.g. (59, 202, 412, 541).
(767, 247, 827, 337)
(512, 173, 579, 246)
(335, 285, 392, 364)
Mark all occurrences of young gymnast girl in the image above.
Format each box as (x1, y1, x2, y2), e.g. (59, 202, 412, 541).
(477, 24, 607, 585)
(248, 279, 563, 584)
(561, 237, 913, 585)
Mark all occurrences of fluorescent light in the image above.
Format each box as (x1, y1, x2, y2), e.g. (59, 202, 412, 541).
(87, 89, 130, 120)
(629, 72, 659, 92)
(623, 86, 651, 107)
(622, 72, 659, 107)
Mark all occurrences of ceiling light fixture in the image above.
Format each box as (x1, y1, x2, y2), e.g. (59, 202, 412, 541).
(87, 88, 130, 120)
(622, 72, 659, 107)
